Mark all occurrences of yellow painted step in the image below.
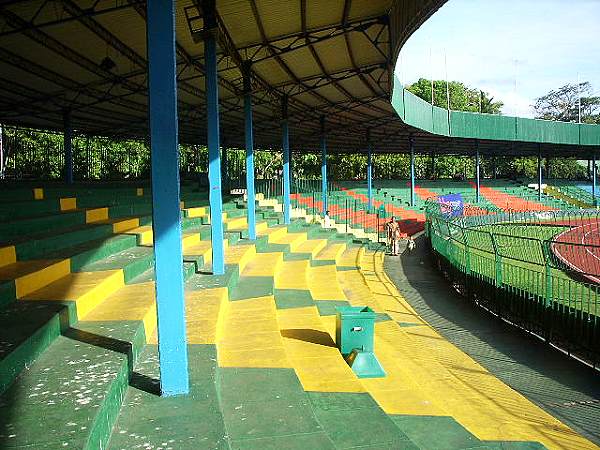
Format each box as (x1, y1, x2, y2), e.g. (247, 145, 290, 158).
(270, 232, 307, 251)
(314, 242, 347, 263)
(0, 259, 71, 299)
(92, 217, 141, 234)
(241, 252, 283, 277)
(258, 225, 288, 242)
(274, 260, 309, 290)
(183, 239, 230, 261)
(354, 249, 597, 450)
(185, 287, 228, 344)
(59, 197, 77, 211)
(22, 269, 124, 319)
(125, 226, 201, 248)
(225, 244, 256, 274)
(338, 245, 364, 267)
(125, 225, 153, 245)
(277, 306, 364, 393)
(218, 296, 290, 368)
(33, 188, 44, 200)
(308, 264, 346, 300)
(0, 246, 17, 268)
(184, 206, 208, 218)
(294, 239, 327, 258)
(85, 207, 109, 223)
(224, 216, 247, 230)
(84, 282, 157, 339)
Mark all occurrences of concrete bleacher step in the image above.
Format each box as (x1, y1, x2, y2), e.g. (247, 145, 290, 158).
(0, 320, 145, 449)
(0, 223, 214, 394)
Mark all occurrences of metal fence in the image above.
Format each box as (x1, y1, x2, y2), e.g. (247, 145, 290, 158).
(426, 200, 600, 367)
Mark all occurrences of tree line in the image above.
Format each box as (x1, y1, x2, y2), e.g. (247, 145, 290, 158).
(1, 80, 597, 181)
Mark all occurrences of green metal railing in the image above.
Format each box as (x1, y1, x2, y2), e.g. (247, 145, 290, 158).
(426, 200, 600, 366)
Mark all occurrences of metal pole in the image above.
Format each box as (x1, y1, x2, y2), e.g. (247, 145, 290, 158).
(409, 136, 415, 207)
(538, 144, 543, 201)
(146, 0, 189, 395)
(243, 63, 256, 240)
(204, 0, 225, 275)
(475, 141, 480, 203)
(282, 96, 291, 224)
(64, 110, 73, 184)
(367, 129, 373, 211)
(320, 116, 328, 216)
(593, 153, 597, 205)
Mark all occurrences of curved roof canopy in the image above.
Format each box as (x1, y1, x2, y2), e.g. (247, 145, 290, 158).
(0, 0, 598, 157)
(0, 0, 441, 149)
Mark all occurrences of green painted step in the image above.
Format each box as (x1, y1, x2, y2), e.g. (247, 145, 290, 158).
(219, 367, 335, 449)
(0, 301, 75, 394)
(390, 415, 547, 449)
(309, 392, 418, 449)
(0, 209, 88, 241)
(108, 345, 228, 450)
(0, 319, 145, 450)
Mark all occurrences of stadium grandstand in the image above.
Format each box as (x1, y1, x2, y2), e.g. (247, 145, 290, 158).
(0, 1, 598, 449)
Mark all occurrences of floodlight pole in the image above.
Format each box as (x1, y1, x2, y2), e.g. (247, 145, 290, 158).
(204, 0, 225, 275)
(409, 135, 415, 207)
(593, 153, 597, 205)
(63, 110, 73, 184)
(146, 0, 189, 396)
(475, 141, 480, 203)
(243, 62, 256, 240)
(282, 96, 291, 224)
(537, 144, 543, 201)
(321, 116, 328, 216)
(367, 129, 373, 211)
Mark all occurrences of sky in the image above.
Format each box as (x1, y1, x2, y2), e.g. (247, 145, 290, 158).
(396, 0, 600, 118)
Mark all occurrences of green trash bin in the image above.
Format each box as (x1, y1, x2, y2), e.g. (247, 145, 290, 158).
(335, 306, 376, 356)
(335, 306, 385, 378)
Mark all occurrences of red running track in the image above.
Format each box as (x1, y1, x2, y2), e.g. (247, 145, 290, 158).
(552, 219, 600, 284)
(469, 182, 556, 212)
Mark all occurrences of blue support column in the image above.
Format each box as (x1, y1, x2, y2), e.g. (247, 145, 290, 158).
(221, 142, 229, 191)
(320, 116, 328, 216)
(146, 0, 189, 396)
(367, 129, 373, 211)
(282, 96, 291, 224)
(475, 141, 481, 203)
(243, 64, 256, 240)
(204, 0, 225, 275)
(537, 145, 543, 201)
(63, 110, 73, 184)
(409, 136, 415, 207)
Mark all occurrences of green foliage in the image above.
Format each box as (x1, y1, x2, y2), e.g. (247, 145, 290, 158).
(533, 82, 600, 124)
(407, 78, 503, 114)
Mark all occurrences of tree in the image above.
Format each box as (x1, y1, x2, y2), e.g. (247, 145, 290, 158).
(533, 82, 600, 124)
(407, 78, 503, 114)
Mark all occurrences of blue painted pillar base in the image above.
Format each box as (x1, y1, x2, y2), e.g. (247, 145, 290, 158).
(146, 0, 189, 396)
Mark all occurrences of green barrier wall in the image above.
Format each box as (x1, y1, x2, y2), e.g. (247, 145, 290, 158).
(391, 75, 600, 147)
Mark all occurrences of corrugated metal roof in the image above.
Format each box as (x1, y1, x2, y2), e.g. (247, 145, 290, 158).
(2, 0, 519, 155)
